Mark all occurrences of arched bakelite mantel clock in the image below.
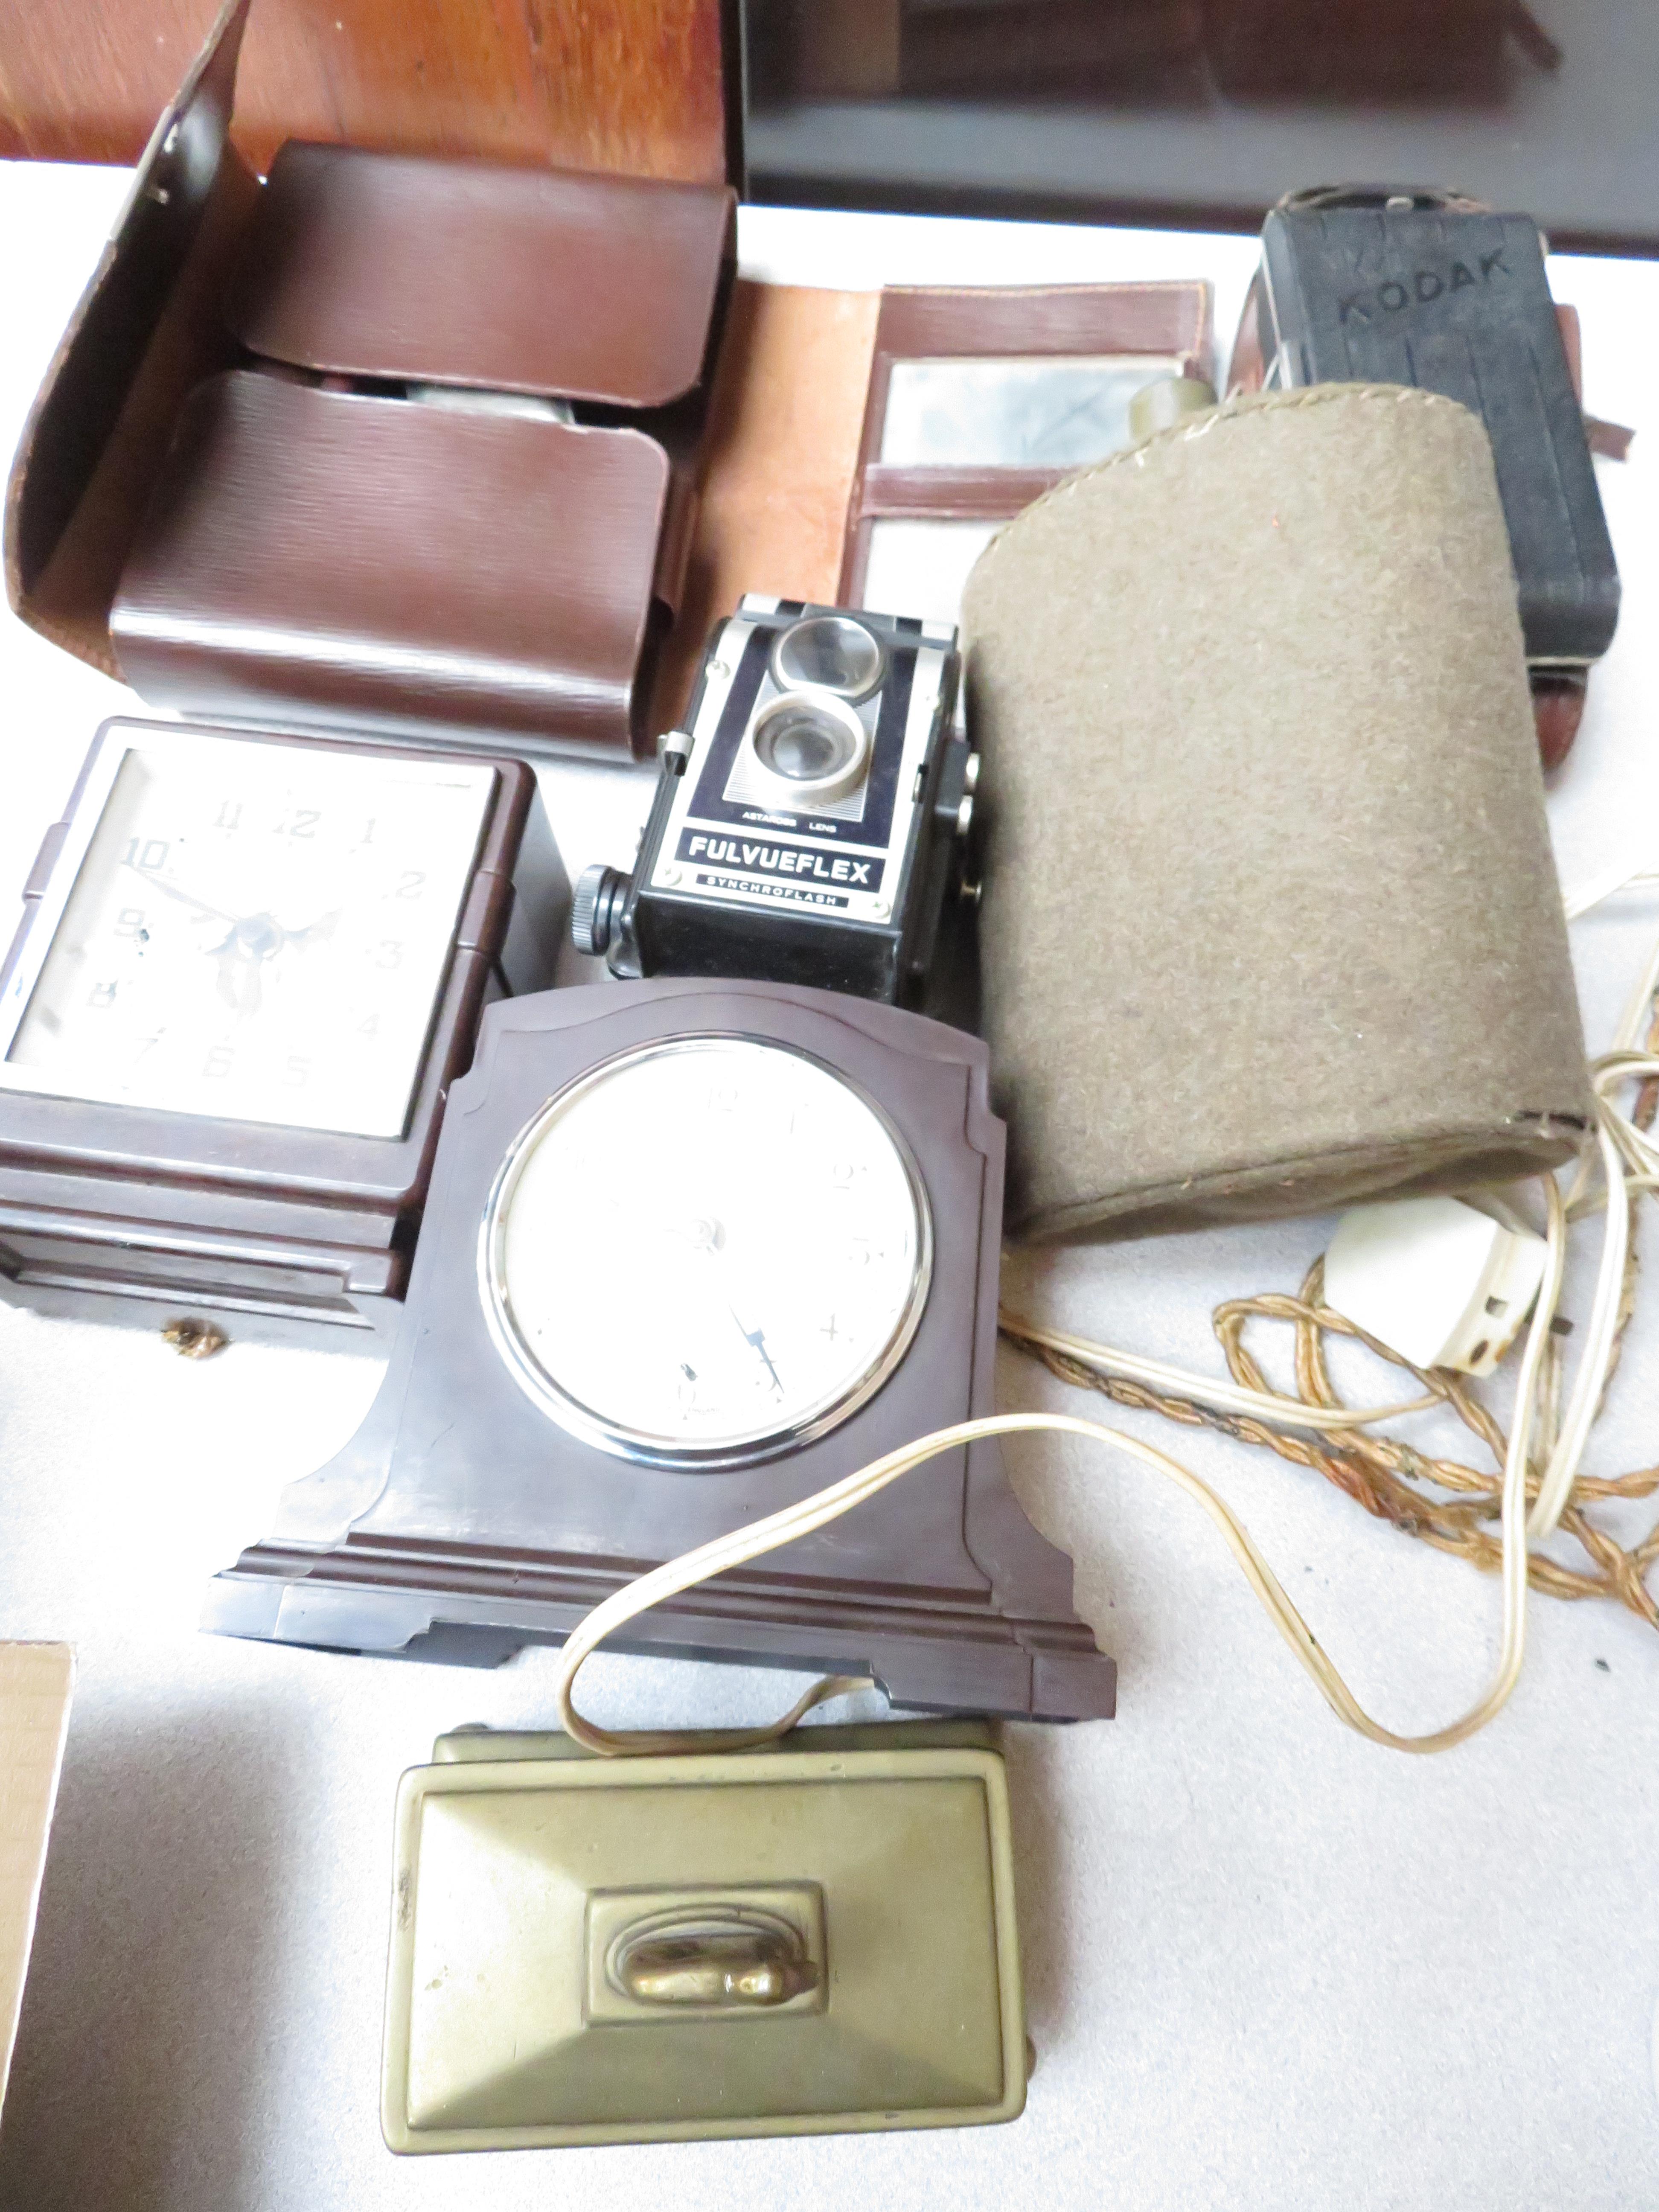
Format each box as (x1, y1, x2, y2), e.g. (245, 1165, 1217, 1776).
(204, 977, 1116, 1722)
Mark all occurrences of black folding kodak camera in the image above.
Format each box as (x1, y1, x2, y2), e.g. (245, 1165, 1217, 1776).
(1236, 186, 1620, 763)
(572, 597, 975, 1004)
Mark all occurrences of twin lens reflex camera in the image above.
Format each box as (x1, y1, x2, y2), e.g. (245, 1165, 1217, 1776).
(571, 597, 976, 1004)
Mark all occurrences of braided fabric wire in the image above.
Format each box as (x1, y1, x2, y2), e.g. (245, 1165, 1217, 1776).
(1001, 1266, 1659, 1630)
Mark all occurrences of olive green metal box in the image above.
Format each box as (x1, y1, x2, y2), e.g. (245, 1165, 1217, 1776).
(381, 1722, 1027, 2151)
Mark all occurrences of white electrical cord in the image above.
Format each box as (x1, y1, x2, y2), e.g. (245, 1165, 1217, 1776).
(1529, 858, 1659, 1531)
(554, 1179, 1564, 1761)
(986, 1323, 1442, 1432)
(1529, 1109, 1628, 1537)
(550, 873, 1656, 1762)
(1015, 865, 1656, 1549)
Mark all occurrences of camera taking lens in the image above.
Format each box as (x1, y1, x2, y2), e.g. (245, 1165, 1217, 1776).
(751, 691, 870, 802)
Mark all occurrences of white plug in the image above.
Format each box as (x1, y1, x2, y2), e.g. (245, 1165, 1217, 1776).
(1323, 1195, 1548, 1377)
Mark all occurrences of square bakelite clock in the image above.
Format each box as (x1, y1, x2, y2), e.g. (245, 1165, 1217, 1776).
(0, 719, 562, 1348)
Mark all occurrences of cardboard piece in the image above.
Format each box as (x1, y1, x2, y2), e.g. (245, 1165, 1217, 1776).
(0, 1644, 73, 2118)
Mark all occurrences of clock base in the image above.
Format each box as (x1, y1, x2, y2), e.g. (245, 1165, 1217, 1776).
(0, 1219, 403, 1352)
(202, 1528, 1118, 1723)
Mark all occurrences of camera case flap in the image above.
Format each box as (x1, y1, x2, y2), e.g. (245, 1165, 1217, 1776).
(579, 597, 971, 1004)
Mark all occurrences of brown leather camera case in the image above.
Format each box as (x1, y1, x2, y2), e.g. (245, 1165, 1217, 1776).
(3, 0, 734, 762)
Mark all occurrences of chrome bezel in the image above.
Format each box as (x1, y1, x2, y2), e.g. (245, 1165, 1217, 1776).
(768, 613, 886, 702)
(477, 1033, 934, 1470)
(746, 689, 872, 806)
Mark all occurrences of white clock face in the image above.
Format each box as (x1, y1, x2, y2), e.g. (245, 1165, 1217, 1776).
(1, 727, 496, 1138)
(482, 1036, 931, 1464)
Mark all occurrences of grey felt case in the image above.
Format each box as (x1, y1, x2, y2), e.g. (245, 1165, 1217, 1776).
(960, 383, 1592, 1241)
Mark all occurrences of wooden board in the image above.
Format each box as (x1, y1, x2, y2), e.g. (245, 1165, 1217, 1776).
(0, 0, 726, 183)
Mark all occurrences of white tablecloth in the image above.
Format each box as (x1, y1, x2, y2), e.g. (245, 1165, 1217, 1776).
(1, 162, 1657, 2212)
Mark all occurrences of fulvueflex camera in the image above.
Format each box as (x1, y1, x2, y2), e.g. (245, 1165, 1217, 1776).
(572, 597, 975, 1004)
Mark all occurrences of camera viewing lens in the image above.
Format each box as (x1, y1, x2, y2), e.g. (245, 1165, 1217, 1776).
(751, 691, 870, 803)
(771, 614, 885, 701)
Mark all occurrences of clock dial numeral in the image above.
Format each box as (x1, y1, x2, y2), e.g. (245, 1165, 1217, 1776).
(283, 1055, 310, 1088)
(282, 809, 321, 840)
(213, 801, 242, 832)
(87, 981, 117, 1009)
(395, 872, 425, 900)
(114, 908, 146, 939)
(375, 940, 403, 969)
(122, 837, 170, 872)
(203, 1044, 234, 1079)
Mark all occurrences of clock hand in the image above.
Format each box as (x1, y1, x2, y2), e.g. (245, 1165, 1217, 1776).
(207, 916, 276, 1018)
(206, 908, 338, 1018)
(728, 1306, 783, 1395)
(704, 1257, 785, 1397)
(135, 864, 337, 964)
(123, 863, 239, 927)
(669, 1218, 786, 1396)
(289, 909, 340, 949)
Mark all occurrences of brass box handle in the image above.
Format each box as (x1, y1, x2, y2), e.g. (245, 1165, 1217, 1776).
(608, 1907, 819, 2010)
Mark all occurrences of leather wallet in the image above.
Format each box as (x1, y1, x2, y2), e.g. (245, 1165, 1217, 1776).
(839, 282, 1211, 623)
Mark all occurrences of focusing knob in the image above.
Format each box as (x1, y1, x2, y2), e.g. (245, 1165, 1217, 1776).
(571, 863, 629, 957)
